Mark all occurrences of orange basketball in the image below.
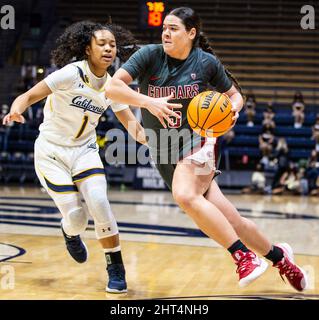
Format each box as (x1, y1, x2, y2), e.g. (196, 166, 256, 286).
(187, 91, 234, 138)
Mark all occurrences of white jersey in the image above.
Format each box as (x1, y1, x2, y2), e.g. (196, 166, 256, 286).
(40, 60, 128, 146)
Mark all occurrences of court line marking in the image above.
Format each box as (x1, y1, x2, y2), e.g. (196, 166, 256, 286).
(1, 197, 319, 220)
(0, 242, 26, 263)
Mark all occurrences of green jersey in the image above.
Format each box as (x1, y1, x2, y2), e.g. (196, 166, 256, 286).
(121, 44, 232, 189)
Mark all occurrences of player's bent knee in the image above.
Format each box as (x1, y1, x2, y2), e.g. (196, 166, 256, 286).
(173, 190, 196, 210)
(67, 207, 88, 234)
(85, 191, 112, 221)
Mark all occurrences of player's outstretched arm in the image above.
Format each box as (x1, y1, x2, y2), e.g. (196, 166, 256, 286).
(2, 80, 52, 125)
(114, 108, 147, 145)
(105, 68, 182, 129)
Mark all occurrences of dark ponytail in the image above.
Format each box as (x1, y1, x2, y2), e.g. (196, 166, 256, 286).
(198, 33, 243, 95)
(168, 7, 243, 95)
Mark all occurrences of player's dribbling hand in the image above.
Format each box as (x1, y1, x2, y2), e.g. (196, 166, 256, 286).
(147, 93, 183, 128)
(2, 112, 25, 125)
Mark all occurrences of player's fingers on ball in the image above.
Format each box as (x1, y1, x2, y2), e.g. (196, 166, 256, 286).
(231, 106, 238, 112)
(232, 113, 239, 121)
(168, 103, 183, 109)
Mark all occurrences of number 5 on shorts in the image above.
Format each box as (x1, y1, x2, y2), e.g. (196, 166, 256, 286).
(168, 111, 182, 128)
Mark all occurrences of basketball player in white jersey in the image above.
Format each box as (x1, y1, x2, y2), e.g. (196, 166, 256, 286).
(2, 21, 181, 293)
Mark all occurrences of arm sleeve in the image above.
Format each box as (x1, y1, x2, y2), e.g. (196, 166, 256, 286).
(120, 45, 152, 80)
(44, 64, 77, 92)
(208, 55, 233, 93)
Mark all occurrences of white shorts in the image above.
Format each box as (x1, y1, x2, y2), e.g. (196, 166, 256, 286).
(183, 137, 217, 171)
(34, 135, 105, 193)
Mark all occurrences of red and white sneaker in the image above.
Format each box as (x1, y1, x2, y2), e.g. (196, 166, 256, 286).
(232, 250, 268, 287)
(273, 243, 308, 292)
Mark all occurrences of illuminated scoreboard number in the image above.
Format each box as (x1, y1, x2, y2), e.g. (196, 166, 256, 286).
(139, 0, 166, 30)
(147, 1, 164, 27)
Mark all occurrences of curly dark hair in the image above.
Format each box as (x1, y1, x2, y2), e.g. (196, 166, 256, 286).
(51, 21, 139, 68)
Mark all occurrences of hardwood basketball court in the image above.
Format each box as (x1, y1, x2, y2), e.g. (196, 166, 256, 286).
(0, 186, 318, 300)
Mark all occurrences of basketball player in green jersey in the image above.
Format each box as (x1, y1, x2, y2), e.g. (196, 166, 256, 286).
(105, 7, 307, 291)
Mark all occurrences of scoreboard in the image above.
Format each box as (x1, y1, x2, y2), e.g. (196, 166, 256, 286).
(139, 0, 166, 30)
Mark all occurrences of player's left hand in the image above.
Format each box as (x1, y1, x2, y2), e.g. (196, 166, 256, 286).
(2, 111, 25, 125)
(230, 103, 240, 127)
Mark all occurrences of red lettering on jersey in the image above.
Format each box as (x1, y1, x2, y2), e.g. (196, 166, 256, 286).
(154, 86, 161, 98)
(168, 86, 176, 98)
(148, 84, 199, 99)
(161, 86, 170, 97)
(177, 85, 185, 99)
(184, 85, 192, 98)
(148, 85, 155, 97)
(191, 84, 200, 98)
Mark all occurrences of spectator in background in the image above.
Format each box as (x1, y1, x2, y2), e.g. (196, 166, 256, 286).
(21, 61, 37, 90)
(272, 162, 300, 195)
(0, 104, 9, 120)
(311, 113, 319, 152)
(28, 101, 44, 129)
(292, 91, 305, 129)
(10, 80, 28, 114)
(259, 128, 275, 163)
(309, 179, 319, 196)
(271, 138, 289, 190)
(223, 129, 235, 145)
(262, 115, 276, 133)
(242, 163, 266, 194)
(0, 104, 13, 151)
(263, 103, 275, 122)
(244, 92, 256, 127)
(298, 167, 309, 195)
(306, 149, 319, 194)
(44, 59, 58, 77)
